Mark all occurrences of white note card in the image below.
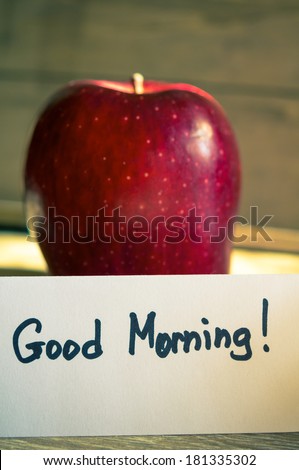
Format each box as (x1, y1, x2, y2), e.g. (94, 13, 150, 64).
(0, 274, 298, 437)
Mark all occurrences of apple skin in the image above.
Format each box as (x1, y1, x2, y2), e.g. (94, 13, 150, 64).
(25, 77, 241, 275)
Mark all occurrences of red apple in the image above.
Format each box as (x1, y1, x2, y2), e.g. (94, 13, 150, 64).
(25, 73, 241, 275)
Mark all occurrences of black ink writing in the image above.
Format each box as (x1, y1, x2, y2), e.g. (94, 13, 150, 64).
(129, 311, 252, 361)
(13, 318, 103, 363)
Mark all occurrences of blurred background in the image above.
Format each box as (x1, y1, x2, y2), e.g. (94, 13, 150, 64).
(0, 0, 299, 272)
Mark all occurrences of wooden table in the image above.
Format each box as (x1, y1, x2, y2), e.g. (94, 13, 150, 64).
(1, 432, 299, 450)
(1, 232, 299, 450)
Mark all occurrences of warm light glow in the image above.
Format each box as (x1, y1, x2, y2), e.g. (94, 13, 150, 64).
(230, 249, 299, 274)
(0, 233, 47, 273)
(1, 233, 299, 275)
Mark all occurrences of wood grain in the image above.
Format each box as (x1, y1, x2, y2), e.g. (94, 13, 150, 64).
(1, 433, 299, 450)
(0, 0, 299, 228)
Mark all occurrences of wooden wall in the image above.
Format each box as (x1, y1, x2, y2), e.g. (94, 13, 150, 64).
(1, 0, 299, 229)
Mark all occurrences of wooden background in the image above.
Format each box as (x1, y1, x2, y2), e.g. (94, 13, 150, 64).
(0, 0, 299, 450)
(0, 0, 299, 229)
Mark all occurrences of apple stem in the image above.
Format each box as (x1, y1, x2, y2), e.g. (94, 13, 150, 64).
(132, 73, 144, 94)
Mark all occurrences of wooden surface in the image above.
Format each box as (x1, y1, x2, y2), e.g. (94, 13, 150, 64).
(1, 433, 299, 450)
(0, 0, 299, 229)
(0, 233, 299, 450)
